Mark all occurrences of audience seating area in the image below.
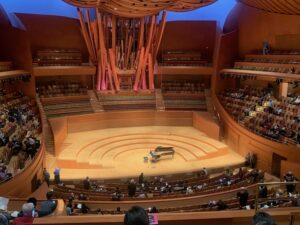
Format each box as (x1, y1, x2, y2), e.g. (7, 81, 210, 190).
(219, 52, 300, 84)
(162, 80, 207, 110)
(0, 89, 41, 182)
(159, 50, 208, 66)
(0, 61, 13, 72)
(0, 61, 31, 83)
(53, 168, 261, 202)
(37, 83, 88, 98)
(218, 86, 300, 146)
(33, 49, 82, 67)
(97, 91, 156, 111)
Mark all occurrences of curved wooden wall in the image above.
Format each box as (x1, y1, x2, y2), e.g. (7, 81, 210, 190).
(238, 0, 300, 15)
(33, 208, 300, 225)
(213, 95, 300, 174)
(223, 3, 300, 56)
(49, 111, 220, 156)
(0, 143, 45, 198)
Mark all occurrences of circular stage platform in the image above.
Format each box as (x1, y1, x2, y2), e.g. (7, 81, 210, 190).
(47, 126, 244, 180)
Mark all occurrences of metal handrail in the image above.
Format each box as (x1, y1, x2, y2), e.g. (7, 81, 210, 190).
(254, 181, 300, 212)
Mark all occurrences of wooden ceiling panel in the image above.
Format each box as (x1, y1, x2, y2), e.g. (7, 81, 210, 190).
(63, 0, 217, 17)
(238, 0, 300, 15)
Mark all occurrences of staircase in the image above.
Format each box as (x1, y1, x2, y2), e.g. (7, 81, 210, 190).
(88, 90, 104, 112)
(204, 89, 226, 141)
(204, 89, 219, 122)
(36, 97, 55, 155)
(155, 89, 165, 111)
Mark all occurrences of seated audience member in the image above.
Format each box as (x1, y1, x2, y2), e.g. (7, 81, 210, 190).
(216, 200, 228, 210)
(284, 171, 298, 194)
(149, 206, 158, 213)
(80, 204, 89, 214)
(124, 206, 149, 225)
(13, 203, 35, 225)
(252, 211, 277, 225)
(259, 184, 268, 198)
(112, 187, 122, 201)
(237, 187, 249, 208)
(66, 200, 74, 216)
(0, 213, 8, 225)
(40, 191, 57, 217)
(18, 197, 38, 217)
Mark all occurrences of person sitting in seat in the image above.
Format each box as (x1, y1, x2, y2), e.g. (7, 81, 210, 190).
(39, 191, 57, 217)
(124, 206, 149, 225)
(13, 203, 35, 225)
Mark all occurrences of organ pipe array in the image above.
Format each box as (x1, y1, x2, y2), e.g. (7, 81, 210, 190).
(77, 9, 167, 92)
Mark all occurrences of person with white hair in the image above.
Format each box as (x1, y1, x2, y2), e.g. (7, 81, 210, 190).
(12, 203, 35, 225)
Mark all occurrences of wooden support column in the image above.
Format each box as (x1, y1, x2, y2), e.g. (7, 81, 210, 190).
(148, 53, 154, 90)
(279, 82, 288, 97)
(133, 47, 145, 91)
(111, 15, 117, 54)
(108, 48, 120, 91)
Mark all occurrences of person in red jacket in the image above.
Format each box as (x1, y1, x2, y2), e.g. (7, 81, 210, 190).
(13, 203, 35, 225)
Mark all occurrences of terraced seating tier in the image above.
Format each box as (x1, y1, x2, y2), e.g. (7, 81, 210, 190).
(98, 91, 156, 111)
(218, 87, 300, 146)
(41, 95, 94, 117)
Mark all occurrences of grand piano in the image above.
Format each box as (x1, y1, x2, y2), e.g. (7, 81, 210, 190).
(149, 146, 175, 162)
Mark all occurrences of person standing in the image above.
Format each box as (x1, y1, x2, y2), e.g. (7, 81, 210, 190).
(237, 187, 249, 208)
(139, 173, 144, 184)
(128, 179, 137, 197)
(43, 168, 50, 186)
(284, 171, 298, 194)
(53, 168, 61, 184)
(83, 177, 91, 190)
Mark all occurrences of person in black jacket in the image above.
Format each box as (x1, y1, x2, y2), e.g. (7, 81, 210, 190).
(237, 187, 249, 208)
(128, 179, 137, 197)
(284, 171, 298, 194)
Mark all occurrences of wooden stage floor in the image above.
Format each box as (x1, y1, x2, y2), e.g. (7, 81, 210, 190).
(47, 126, 244, 180)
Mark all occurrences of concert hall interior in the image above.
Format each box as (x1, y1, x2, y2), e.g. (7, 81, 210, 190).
(0, 0, 300, 225)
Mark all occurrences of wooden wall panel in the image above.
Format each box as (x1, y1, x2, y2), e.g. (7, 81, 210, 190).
(32, 209, 298, 225)
(224, 3, 300, 56)
(158, 21, 217, 62)
(0, 21, 35, 97)
(66, 111, 194, 133)
(212, 30, 238, 93)
(49, 117, 68, 156)
(281, 161, 300, 180)
(16, 13, 89, 62)
(192, 112, 220, 140)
